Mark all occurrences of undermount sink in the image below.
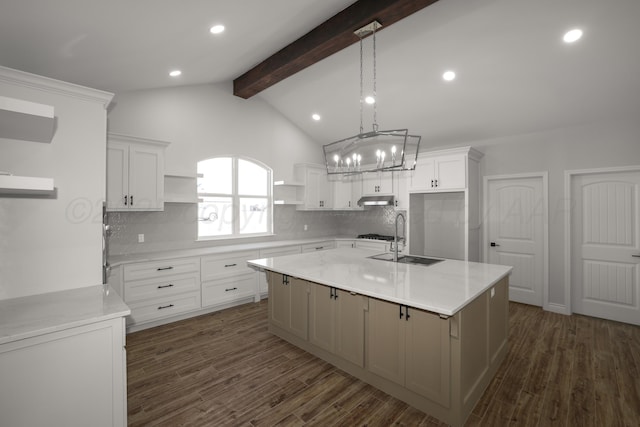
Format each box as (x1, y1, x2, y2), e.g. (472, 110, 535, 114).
(368, 253, 443, 266)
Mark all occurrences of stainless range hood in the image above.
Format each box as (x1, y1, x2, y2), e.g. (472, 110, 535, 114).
(357, 195, 395, 207)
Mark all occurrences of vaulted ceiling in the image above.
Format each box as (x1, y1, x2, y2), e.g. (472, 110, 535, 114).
(2, 0, 639, 148)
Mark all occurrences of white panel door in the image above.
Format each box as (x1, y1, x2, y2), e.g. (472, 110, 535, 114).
(487, 176, 545, 306)
(571, 171, 640, 325)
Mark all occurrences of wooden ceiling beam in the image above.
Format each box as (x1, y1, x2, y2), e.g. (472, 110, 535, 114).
(233, 0, 440, 99)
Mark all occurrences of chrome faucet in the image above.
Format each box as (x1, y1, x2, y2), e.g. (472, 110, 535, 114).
(393, 212, 406, 262)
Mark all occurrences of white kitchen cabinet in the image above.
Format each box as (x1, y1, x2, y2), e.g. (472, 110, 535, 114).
(294, 164, 332, 210)
(201, 250, 260, 307)
(301, 240, 336, 253)
(0, 286, 129, 427)
(258, 245, 302, 296)
(331, 175, 363, 210)
(106, 133, 169, 211)
(362, 171, 393, 196)
(123, 257, 201, 326)
(409, 148, 482, 192)
(394, 170, 410, 209)
(336, 240, 355, 248)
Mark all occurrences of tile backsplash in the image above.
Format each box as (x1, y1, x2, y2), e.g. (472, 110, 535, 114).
(107, 204, 401, 255)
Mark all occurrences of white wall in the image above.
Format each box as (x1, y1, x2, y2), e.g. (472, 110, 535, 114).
(475, 116, 640, 309)
(0, 68, 112, 300)
(107, 82, 324, 181)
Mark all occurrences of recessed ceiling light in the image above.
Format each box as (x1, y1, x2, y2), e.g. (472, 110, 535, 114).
(210, 25, 225, 35)
(364, 96, 375, 104)
(169, 70, 182, 77)
(312, 113, 321, 121)
(563, 28, 583, 43)
(443, 70, 456, 81)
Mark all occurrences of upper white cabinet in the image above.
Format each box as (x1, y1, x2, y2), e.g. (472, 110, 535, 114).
(331, 175, 363, 210)
(106, 133, 169, 211)
(362, 171, 393, 196)
(0, 95, 54, 143)
(294, 164, 332, 210)
(409, 147, 482, 192)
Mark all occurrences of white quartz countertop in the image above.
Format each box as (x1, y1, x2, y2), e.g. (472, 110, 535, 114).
(0, 285, 130, 345)
(248, 248, 512, 316)
(108, 236, 352, 267)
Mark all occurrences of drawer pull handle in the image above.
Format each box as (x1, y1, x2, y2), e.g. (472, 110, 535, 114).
(158, 304, 174, 310)
(224, 263, 237, 267)
(157, 266, 174, 271)
(315, 247, 323, 250)
(157, 284, 174, 289)
(225, 287, 238, 292)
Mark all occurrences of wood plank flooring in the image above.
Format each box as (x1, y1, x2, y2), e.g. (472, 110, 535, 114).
(126, 300, 640, 426)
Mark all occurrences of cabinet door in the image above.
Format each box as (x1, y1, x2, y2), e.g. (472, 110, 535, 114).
(362, 172, 393, 195)
(309, 283, 336, 352)
(268, 272, 290, 331)
(129, 144, 164, 210)
(394, 171, 410, 209)
(106, 141, 129, 210)
(332, 177, 352, 210)
(434, 154, 466, 190)
(366, 298, 405, 385)
(335, 290, 366, 367)
(409, 157, 436, 191)
(404, 307, 451, 407)
(289, 277, 309, 340)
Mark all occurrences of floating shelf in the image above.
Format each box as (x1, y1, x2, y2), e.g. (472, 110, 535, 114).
(274, 200, 304, 205)
(274, 180, 304, 186)
(274, 180, 304, 205)
(0, 175, 55, 195)
(0, 96, 55, 143)
(164, 174, 198, 203)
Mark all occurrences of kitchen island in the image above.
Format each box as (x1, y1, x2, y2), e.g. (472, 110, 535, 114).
(248, 248, 512, 427)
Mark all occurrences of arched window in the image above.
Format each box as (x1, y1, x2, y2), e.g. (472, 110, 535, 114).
(197, 156, 272, 239)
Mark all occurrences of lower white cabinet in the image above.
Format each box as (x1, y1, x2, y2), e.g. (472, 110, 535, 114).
(301, 241, 336, 253)
(123, 256, 201, 326)
(354, 240, 389, 252)
(201, 250, 259, 307)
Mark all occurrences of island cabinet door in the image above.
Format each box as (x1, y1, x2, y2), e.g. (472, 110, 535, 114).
(268, 272, 309, 340)
(309, 283, 336, 352)
(404, 308, 451, 408)
(366, 298, 406, 385)
(335, 290, 367, 367)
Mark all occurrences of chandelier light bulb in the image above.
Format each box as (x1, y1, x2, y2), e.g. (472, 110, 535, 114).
(365, 96, 375, 104)
(563, 28, 583, 43)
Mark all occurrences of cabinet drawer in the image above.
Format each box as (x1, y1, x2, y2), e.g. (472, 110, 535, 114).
(124, 272, 199, 303)
(201, 250, 259, 281)
(301, 241, 336, 253)
(202, 273, 257, 307)
(124, 257, 200, 281)
(259, 245, 301, 257)
(355, 240, 388, 252)
(127, 291, 201, 324)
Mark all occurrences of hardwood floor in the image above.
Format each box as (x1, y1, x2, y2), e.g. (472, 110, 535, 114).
(126, 300, 640, 426)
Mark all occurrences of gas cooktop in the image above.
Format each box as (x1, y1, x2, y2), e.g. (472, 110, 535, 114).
(356, 233, 395, 242)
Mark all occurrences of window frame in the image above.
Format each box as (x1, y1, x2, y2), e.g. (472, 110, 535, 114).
(197, 155, 273, 240)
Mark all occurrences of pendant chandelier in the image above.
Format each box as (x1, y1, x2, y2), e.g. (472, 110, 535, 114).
(323, 21, 421, 175)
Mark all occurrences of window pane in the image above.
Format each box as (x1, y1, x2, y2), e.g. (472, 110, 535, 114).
(197, 157, 232, 194)
(197, 197, 233, 237)
(239, 197, 268, 234)
(238, 159, 268, 196)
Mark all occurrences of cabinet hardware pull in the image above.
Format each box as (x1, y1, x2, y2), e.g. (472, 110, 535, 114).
(225, 287, 238, 292)
(224, 263, 237, 267)
(431, 180, 434, 187)
(124, 195, 128, 205)
(490, 242, 500, 247)
(434, 179, 438, 187)
(158, 304, 174, 310)
(633, 254, 640, 257)
(130, 195, 134, 205)
(315, 247, 323, 250)
(405, 306, 410, 321)
(282, 274, 289, 285)
(399, 306, 404, 319)
(157, 284, 174, 289)
(329, 288, 334, 299)
(157, 266, 174, 271)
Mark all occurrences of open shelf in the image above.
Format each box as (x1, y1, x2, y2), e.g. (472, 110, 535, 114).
(164, 174, 198, 203)
(274, 180, 304, 205)
(0, 96, 55, 143)
(0, 175, 55, 195)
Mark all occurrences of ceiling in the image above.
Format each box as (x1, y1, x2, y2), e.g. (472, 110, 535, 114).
(2, 0, 639, 148)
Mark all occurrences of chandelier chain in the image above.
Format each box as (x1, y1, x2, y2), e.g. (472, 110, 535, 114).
(372, 25, 378, 132)
(359, 35, 364, 134)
